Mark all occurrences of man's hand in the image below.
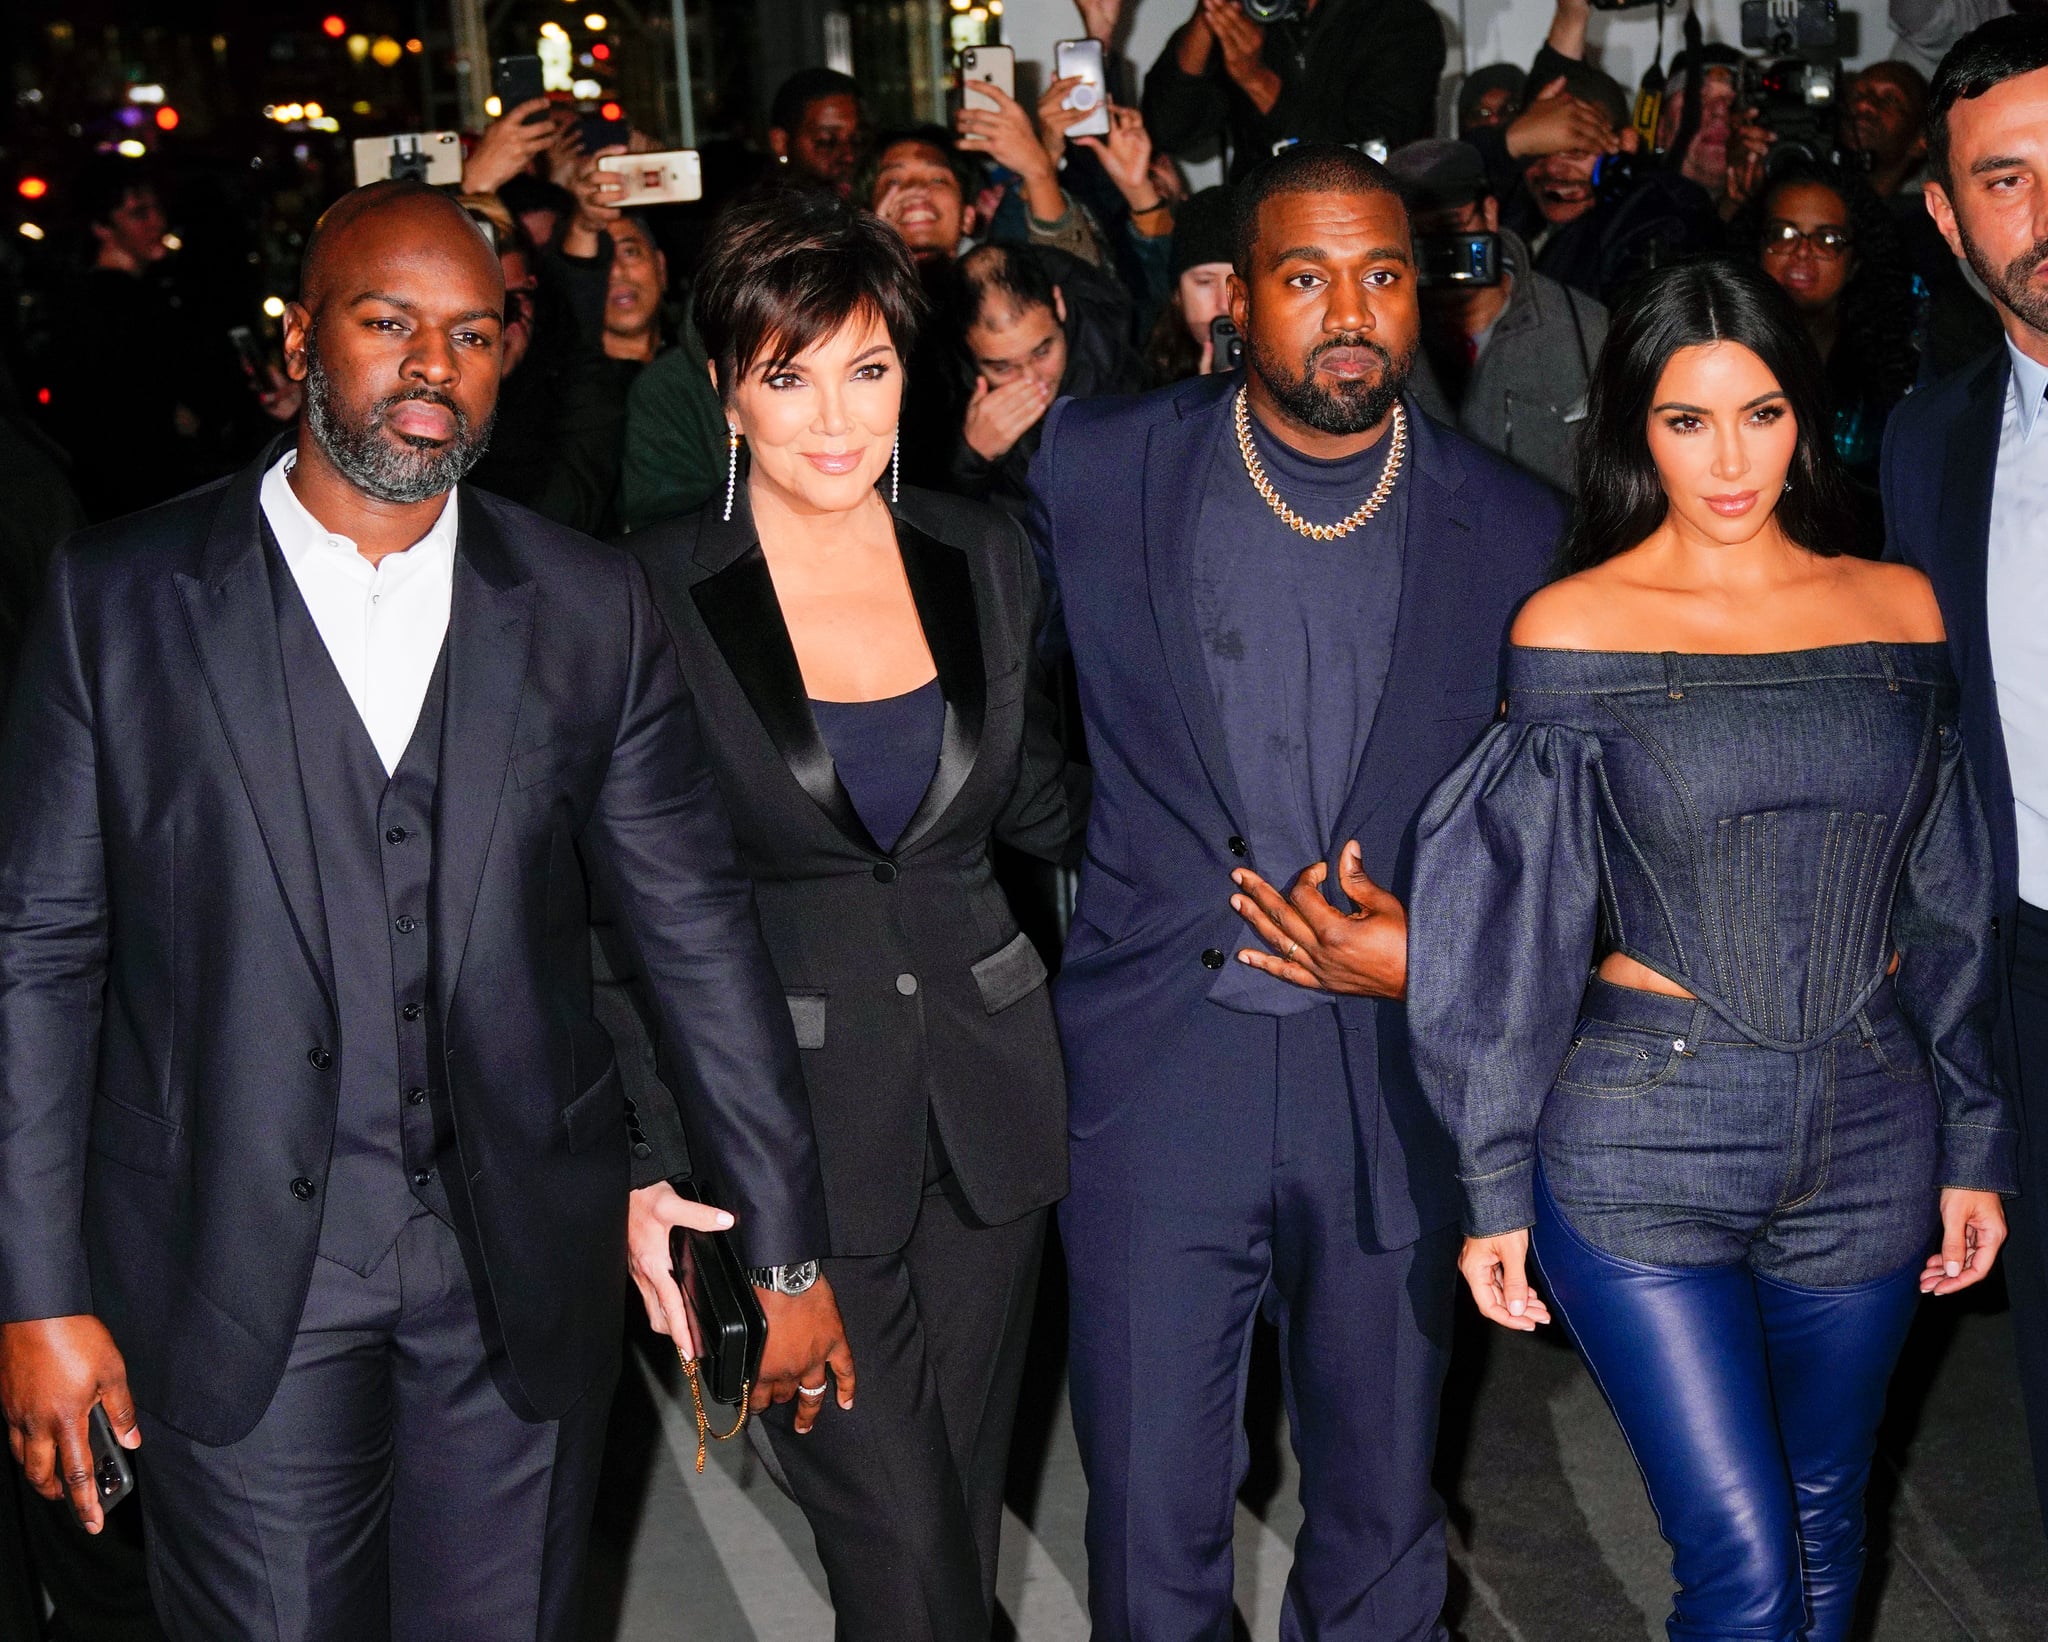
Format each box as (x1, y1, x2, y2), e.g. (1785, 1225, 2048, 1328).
(956, 79, 1068, 223)
(626, 1181, 738, 1360)
(1199, 0, 1281, 113)
(1230, 840, 1409, 998)
(1075, 0, 1124, 43)
(1458, 1233, 1553, 1332)
(1505, 76, 1622, 161)
(1922, 1189, 2006, 1296)
(1175, 3, 1218, 76)
(1037, 76, 1091, 169)
(1079, 105, 1161, 213)
(1546, 0, 1594, 61)
(1722, 113, 1775, 217)
(1, 1316, 138, 1534)
(963, 374, 1053, 463)
(752, 1279, 856, 1436)
(562, 142, 630, 258)
(462, 99, 555, 195)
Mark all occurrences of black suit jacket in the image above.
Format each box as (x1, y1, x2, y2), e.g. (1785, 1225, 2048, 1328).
(625, 486, 1078, 1257)
(1883, 345, 2026, 1093)
(0, 448, 825, 1444)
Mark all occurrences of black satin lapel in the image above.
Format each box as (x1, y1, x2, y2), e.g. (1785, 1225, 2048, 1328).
(432, 517, 536, 1021)
(1144, 409, 1247, 829)
(892, 523, 985, 852)
(174, 513, 335, 1010)
(690, 545, 878, 850)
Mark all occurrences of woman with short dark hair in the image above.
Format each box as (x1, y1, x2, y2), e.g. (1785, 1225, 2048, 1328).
(1407, 260, 2015, 1640)
(624, 187, 1078, 1637)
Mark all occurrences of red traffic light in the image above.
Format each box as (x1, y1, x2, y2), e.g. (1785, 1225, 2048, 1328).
(17, 176, 48, 200)
(321, 15, 347, 38)
(155, 106, 180, 131)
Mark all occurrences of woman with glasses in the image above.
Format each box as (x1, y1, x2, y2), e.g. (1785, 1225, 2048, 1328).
(1744, 157, 1919, 491)
(1408, 260, 2013, 1640)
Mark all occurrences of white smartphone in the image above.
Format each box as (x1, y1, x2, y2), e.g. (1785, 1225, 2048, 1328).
(596, 150, 703, 206)
(352, 132, 463, 189)
(960, 45, 1015, 116)
(1055, 39, 1112, 138)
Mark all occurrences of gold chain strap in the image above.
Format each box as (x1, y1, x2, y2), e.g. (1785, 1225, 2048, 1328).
(677, 1352, 751, 1475)
(1234, 386, 1407, 541)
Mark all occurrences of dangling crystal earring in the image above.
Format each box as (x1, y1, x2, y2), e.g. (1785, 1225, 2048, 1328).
(723, 423, 740, 522)
(1784, 477, 1793, 493)
(890, 430, 901, 505)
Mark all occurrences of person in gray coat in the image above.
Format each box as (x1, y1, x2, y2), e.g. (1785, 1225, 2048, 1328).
(1390, 138, 1608, 493)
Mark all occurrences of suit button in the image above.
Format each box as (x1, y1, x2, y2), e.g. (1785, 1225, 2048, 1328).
(412, 1169, 434, 1187)
(402, 1002, 423, 1021)
(1201, 948, 1226, 970)
(385, 827, 408, 845)
(394, 915, 418, 935)
(895, 973, 918, 996)
(873, 861, 899, 884)
(406, 1087, 427, 1106)
(632, 1141, 654, 1159)
(290, 1176, 316, 1201)
(1228, 836, 1248, 858)
(307, 1047, 333, 1070)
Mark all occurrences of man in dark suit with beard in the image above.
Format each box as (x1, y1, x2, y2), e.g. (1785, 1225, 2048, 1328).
(0, 179, 849, 1640)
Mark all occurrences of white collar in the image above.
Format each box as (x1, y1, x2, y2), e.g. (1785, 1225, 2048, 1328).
(259, 448, 460, 580)
(2005, 337, 2048, 445)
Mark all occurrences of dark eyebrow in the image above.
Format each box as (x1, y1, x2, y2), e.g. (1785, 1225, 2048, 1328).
(349, 292, 501, 326)
(1971, 152, 2030, 175)
(1268, 244, 1413, 266)
(450, 307, 503, 326)
(1651, 390, 1788, 414)
(850, 343, 891, 364)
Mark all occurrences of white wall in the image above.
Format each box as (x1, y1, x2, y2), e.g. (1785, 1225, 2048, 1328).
(1001, 0, 1892, 140)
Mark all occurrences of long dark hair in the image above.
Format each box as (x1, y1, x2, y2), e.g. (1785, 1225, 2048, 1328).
(1562, 259, 1858, 573)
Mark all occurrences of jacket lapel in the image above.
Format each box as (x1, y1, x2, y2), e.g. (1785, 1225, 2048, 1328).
(173, 448, 336, 1010)
(891, 517, 985, 852)
(1145, 380, 1248, 830)
(1937, 350, 2007, 707)
(431, 492, 536, 1020)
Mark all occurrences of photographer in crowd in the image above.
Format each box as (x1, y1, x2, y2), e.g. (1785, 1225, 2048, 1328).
(1138, 0, 1446, 179)
(1390, 138, 1608, 493)
(767, 67, 864, 197)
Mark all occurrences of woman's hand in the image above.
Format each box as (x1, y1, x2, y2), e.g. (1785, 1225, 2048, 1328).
(626, 1181, 736, 1359)
(461, 99, 556, 196)
(1078, 105, 1158, 208)
(1230, 840, 1408, 998)
(1921, 1188, 2006, 1296)
(1459, 1231, 1553, 1332)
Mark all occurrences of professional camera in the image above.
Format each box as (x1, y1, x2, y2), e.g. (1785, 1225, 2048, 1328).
(1743, 55, 1841, 168)
(1740, 0, 1839, 55)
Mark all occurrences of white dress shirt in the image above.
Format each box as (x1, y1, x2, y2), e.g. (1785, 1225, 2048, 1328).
(259, 451, 458, 775)
(1985, 341, 2048, 907)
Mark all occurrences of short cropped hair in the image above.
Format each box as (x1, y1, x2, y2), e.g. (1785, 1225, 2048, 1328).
(960, 242, 1058, 328)
(692, 188, 924, 401)
(859, 125, 984, 208)
(1230, 142, 1403, 273)
(770, 67, 860, 135)
(1928, 14, 2048, 185)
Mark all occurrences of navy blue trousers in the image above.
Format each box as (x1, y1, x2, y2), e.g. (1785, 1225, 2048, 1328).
(1060, 1007, 1458, 1642)
(1535, 1169, 1921, 1642)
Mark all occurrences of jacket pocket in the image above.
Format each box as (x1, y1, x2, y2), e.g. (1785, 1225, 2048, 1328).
(971, 930, 1049, 1015)
(785, 992, 827, 1051)
(87, 1098, 181, 1177)
(1555, 1024, 1682, 1097)
(561, 1055, 624, 1152)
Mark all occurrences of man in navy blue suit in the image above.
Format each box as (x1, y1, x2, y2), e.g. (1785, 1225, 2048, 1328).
(1883, 15, 2048, 1526)
(1028, 143, 1568, 1639)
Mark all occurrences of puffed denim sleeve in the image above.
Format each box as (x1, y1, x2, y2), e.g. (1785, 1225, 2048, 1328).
(1891, 726, 2019, 1194)
(1408, 722, 1604, 1237)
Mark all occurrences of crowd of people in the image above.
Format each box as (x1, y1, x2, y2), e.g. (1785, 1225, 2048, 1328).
(6, 2, 2048, 1641)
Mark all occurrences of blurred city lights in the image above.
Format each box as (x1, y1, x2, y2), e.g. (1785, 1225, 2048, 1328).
(600, 101, 623, 121)
(539, 20, 568, 40)
(303, 101, 324, 119)
(19, 223, 45, 241)
(584, 12, 608, 29)
(591, 42, 611, 60)
(155, 106, 179, 130)
(127, 84, 165, 104)
(485, 95, 503, 116)
(117, 139, 147, 157)
(17, 177, 48, 200)
(161, 233, 182, 250)
(347, 34, 370, 61)
(371, 36, 403, 67)
(322, 15, 348, 38)
(406, 38, 423, 53)
(571, 78, 601, 99)
(262, 296, 287, 318)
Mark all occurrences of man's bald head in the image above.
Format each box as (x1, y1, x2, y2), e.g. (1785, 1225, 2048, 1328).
(299, 179, 502, 317)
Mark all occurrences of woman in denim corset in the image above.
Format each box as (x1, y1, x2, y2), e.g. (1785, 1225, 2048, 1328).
(1409, 260, 2017, 1641)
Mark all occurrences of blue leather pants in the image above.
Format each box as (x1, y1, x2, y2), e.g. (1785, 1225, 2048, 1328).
(1533, 1169, 1921, 1642)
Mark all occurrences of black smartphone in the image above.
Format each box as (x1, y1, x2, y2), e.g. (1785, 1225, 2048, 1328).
(1415, 232, 1502, 288)
(227, 324, 268, 383)
(87, 1404, 135, 1514)
(1209, 315, 1244, 372)
(492, 54, 550, 124)
(577, 108, 630, 154)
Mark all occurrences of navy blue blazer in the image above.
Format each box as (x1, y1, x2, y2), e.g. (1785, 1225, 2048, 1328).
(0, 449, 825, 1443)
(1027, 372, 1567, 1249)
(1883, 345, 2026, 1089)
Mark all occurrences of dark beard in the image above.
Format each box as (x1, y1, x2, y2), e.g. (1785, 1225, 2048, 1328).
(1246, 329, 1414, 436)
(1963, 229, 2048, 340)
(303, 330, 494, 505)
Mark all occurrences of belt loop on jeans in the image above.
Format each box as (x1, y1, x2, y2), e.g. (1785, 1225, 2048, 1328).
(1662, 652, 1683, 701)
(1876, 645, 1899, 693)
(1673, 999, 1709, 1055)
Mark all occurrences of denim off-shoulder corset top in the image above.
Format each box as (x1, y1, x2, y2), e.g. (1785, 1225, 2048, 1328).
(1408, 641, 2015, 1234)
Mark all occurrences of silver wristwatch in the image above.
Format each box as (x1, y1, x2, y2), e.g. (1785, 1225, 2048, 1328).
(746, 1260, 821, 1296)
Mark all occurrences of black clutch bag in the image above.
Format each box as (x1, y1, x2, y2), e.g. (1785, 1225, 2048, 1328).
(667, 1178, 767, 1472)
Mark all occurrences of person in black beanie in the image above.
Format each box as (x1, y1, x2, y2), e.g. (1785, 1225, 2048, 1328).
(1141, 186, 1238, 387)
(1459, 63, 1528, 133)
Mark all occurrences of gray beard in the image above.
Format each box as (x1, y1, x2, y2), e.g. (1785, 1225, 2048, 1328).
(1246, 331, 1415, 436)
(302, 340, 493, 506)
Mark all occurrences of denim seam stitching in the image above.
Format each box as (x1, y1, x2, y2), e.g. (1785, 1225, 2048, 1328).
(1592, 697, 1694, 974)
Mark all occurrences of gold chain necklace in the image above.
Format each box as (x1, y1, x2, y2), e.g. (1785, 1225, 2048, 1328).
(1234, 386, 1407, 541)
